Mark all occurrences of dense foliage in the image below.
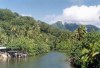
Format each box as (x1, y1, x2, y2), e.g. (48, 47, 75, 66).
(0, 9, 56, 55)
(56, 25, 100, 68)
(0, 9, 100, 68)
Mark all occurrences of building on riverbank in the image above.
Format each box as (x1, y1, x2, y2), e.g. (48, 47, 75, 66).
(0, 45, 11, 60)
(0, 45, 27, 58)
(0, 46, 7, 52)
(8, 51, 27, 58)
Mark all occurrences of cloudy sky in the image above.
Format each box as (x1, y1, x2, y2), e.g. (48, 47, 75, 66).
(0, 0, 100, 27)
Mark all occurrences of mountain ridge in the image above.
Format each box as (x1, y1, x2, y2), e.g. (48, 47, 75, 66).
(51, 21, 100, 32)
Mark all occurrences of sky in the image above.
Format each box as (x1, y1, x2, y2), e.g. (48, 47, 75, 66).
(0, 0, 100, 27)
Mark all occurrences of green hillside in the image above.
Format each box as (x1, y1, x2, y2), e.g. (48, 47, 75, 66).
(0, 9, 100, 68)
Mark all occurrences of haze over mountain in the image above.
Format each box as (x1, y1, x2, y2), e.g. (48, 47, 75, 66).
(52, 21, 100, 32)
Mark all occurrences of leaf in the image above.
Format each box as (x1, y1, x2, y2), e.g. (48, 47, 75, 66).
(92, 52, 99, 57)
(82, 48, 89, 54)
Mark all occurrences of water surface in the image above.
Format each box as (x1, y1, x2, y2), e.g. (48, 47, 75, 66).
(0, 52, 72, 68)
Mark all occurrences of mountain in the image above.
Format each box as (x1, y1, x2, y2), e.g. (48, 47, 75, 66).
(52, 21, 100, 32)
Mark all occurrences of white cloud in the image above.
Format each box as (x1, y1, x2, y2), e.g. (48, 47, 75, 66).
(43, 14, 64, 24)
(63, 5, 100, 24)
(21, 14, 32, 17)
(44, 5, 100, 27)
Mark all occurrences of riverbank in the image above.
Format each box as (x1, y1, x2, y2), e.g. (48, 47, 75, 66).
(0, 51, 27, 61)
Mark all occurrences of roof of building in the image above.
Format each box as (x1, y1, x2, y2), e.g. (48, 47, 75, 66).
(0, 47, 6, 49)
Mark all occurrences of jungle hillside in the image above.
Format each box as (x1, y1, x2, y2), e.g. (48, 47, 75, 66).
(0, 9, 100, 68)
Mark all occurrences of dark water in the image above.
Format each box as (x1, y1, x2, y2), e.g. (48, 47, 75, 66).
(0, 52, 72, 68)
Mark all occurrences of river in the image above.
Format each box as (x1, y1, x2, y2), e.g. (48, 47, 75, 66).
(0, 52, 72, 68)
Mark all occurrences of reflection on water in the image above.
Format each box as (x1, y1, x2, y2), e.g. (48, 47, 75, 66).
(0, 52, 72, 68)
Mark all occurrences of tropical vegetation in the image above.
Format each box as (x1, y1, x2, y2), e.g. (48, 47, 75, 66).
(0, 9, 100, 68)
